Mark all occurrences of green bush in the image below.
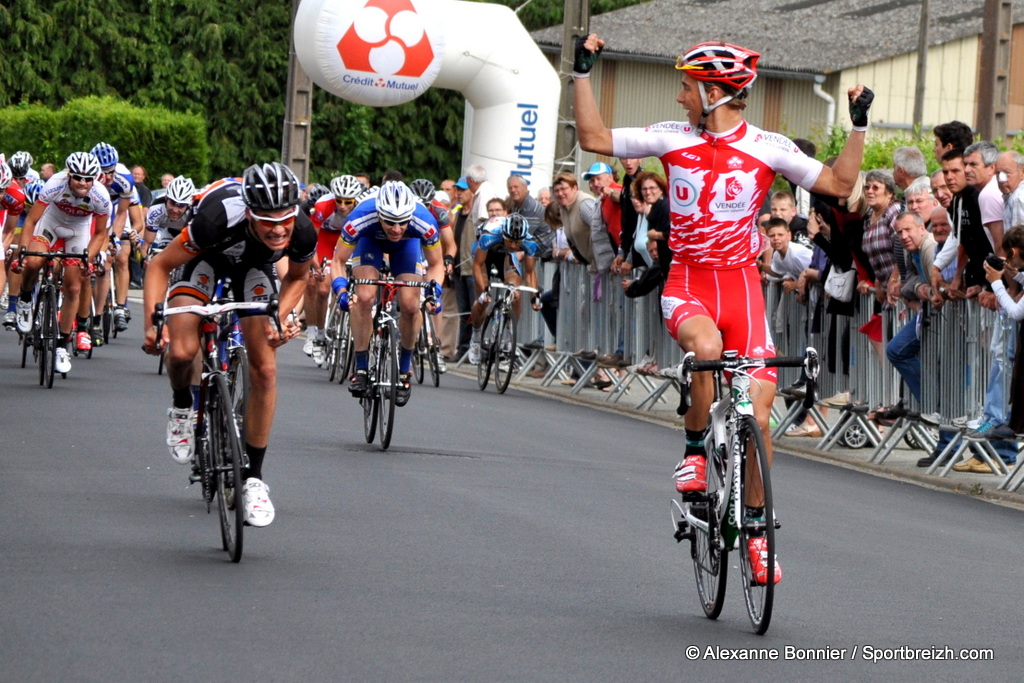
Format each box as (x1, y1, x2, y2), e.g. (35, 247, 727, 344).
(814, 126, 941, 174)
(0, 97, 210, 183)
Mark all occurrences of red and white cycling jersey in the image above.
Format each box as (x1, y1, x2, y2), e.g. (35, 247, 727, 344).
(613, 120, 823, 269)
(37, 171, 112, 224)
(311, 195, 345, 232)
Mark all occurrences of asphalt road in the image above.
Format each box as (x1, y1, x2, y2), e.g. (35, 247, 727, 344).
(2, 322, 1022, 681)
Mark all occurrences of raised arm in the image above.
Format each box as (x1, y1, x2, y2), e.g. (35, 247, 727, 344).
(572, 34, 614, 156)
(810, 85, 873, 198)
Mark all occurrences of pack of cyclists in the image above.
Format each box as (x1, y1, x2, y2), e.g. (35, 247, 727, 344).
(2, 35, 872, 575)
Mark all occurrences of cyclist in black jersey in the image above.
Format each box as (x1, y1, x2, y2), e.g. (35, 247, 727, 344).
(142, 162, 315, 528)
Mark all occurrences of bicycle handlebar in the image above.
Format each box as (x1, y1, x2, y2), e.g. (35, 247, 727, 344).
(664, 347, 820, 416)
(487, 282, 539, 295)
(350, 278, 433, 288)
(20, 248, 90, 261)
(152, 295, 283, 347)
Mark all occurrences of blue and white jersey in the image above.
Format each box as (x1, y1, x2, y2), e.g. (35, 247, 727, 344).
(146, 202, 190, 243)
(102, 162, 135, 201)
(474, 216, 539, 257)
(340, 198, 440, 249)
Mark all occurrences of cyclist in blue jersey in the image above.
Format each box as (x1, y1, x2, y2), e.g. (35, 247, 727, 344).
(467, 213, 542, 364)
(90, 142, 137, 341)
(330, 181, 444, 406)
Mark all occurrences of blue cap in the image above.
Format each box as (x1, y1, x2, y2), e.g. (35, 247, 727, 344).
(454, 177, 470, 190)
(582, 162, 614, 179)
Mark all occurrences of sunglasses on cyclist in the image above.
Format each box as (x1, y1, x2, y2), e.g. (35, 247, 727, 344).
(337, 198, 356, 207)
(250, 206, 299, 224)
(101, 167, 117, 176)
(381, 218, 410, 227)
(167, 200, 191, 210)
(69, 174, 95, 183)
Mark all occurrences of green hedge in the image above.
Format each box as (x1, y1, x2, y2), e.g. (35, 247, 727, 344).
(0, 97, 210, 183)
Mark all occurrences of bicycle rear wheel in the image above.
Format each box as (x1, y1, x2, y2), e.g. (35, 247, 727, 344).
(377, 324, 399, 449)
(210, 374, 245, 563)
(689, 442, 729, 620)
(477, 310, 496, 390)
(326, 306, 346, 383)
(425, 314, 441, 387)
(494, 307, 516, 394)
(736, 415, 775, 634)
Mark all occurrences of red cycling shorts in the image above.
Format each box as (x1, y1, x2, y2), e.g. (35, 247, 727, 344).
(316, 229, 342, 266)
(661, 262, 777, 383)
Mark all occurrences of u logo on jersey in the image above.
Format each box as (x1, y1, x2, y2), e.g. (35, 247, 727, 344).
(671, 178, 698, 208)
(337, 0, 436, 78)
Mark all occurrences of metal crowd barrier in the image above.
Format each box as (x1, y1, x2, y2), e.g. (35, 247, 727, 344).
(508, 261, 1021, 484)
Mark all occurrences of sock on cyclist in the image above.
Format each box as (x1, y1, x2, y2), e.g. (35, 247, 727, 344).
(355, 351, 369, 372)
(173, 387, 194, 410)
(58, 332, 71, 349)
(77, 316, 90, 332)
(399, 347, 414, 374)
(308, 325, 318, 337)
(685, 428, 708, 456)
(7, 295, 17, 312)
(243, 444, 267, 481)
(471, 326, 481, 343)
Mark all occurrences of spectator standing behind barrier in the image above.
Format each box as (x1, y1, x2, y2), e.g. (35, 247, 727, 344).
(451, 177, 476, 359)
(465, 164, 501, 231)
(933, 149, 992, 297)
(132, 165, 153, 208)
(884, 212, 937, 405)
(613, 158, 642, 276)
(964, 141, 1005, 262)
(903, 178, 938, 224)
(996, 151, 1024, 228)
(985, 227, 1024, 438)
(858, 170, 901, 305)
(553, 172, 613, 275)
(930, 169, 953, 210)
(629, 172, 670, 275)
(932, 121, 974, 163)
(539, 201, 565, 338)
(892, 146, 929, 196)
(506, 174, 551, 259)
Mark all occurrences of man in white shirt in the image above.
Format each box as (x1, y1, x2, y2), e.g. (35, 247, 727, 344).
(464, 164, 501, 231)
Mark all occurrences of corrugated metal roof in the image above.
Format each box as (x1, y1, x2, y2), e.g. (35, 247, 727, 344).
(530, 0, 1006, 74)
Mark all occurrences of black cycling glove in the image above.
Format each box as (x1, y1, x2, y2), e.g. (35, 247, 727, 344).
(848, 87, 874, 128)
(573, 35, 603, 77)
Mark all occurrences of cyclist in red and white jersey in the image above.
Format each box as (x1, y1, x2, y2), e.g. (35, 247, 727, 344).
(574, 35, 873, 584)
(0, 157, 28, 320)
(302, 174, 363, 365)
(11, 152, 112, 374)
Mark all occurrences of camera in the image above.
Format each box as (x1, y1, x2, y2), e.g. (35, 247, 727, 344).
(986, 255, 1005, 270)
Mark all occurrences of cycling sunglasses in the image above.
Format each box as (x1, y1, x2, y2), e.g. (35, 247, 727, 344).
(250, 206, 299, 223)
(336, 198, 357, 207)
(69, 174, 95, 183)
(381, 218, 410, 227)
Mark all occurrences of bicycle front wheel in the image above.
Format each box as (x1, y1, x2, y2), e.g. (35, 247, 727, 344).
(494, 307, 516, 394)
(377, 324, 398, 449)
(39, 288, 57, 388)
(736, 415, 775, 634)
(477, 310, 496, 391)
(413, 322, 426, 385)
(210, 374, 245, 563)
(689, 442, 729, 620)
(362, 346, 378, 444)
(227, 347, 249, 443)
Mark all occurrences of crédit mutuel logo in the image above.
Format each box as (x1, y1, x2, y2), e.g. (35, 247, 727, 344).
(336, 0, 442, 95)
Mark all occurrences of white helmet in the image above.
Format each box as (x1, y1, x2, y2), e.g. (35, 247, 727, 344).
(330, 174, 363, 200)
(165, 175, 196, 205)
(375, 181, 416, 222)
(66, 152, 101, 178)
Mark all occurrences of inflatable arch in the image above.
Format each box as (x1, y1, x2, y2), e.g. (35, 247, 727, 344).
(294, 0, 560, 189)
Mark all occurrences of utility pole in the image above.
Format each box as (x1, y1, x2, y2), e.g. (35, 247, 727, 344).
(282, 0, 313, 183)
(976, 0, 1011, 141)
(554, 0, 591, 178)
(912, 0, 928, 133)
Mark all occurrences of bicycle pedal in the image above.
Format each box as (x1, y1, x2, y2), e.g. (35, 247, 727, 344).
(674, 521, 694, 543)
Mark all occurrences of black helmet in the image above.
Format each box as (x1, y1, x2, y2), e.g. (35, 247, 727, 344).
(242, 162, 301, 211)
(302, 183, 330, 214)
(502, 213, 530, 241)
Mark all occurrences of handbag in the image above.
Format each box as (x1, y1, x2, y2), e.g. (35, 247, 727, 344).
(824, 265, 856, 302)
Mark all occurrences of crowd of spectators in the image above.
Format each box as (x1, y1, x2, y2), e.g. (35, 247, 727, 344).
(425, 123, 1024, 472)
